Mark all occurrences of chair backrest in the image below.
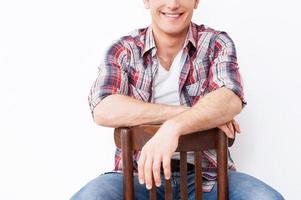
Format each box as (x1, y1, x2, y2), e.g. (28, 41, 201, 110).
(114, 125, 234, 200)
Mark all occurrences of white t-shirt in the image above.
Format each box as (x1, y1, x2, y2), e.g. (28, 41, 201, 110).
(153, 49, 184, 105)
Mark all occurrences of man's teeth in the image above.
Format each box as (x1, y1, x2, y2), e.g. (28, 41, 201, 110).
(164, 13, 181, 18)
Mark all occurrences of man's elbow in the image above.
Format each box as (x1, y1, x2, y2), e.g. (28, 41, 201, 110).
(92, 105, 116, 127)
(230, 94, 243, 116)
(93, 110, 107, 126)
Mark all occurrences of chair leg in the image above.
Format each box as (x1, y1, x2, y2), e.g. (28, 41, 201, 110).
(121, 128, 134, 200)
(217, 130, 229, 200)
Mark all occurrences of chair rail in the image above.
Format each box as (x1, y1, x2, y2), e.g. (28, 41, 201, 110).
(114, 125, 234, 152)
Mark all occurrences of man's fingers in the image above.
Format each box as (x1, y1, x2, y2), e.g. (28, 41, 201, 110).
(233, 119, 241, 133)
(227, 121, 235, 137)
(162, 156, 171, 180)
(152, 156, 162, 187)
(144, 156, 153, 190)
(138, 150, 146, 184)
(219, 124, 234, 139)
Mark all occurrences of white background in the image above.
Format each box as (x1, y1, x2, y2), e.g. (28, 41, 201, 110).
(0, 0, 300, 199)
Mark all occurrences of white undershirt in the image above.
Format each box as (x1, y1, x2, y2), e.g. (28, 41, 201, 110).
(153, 49, 184, 105)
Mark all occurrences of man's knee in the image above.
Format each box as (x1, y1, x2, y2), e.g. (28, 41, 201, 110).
(242, 186, 285, 200)
(70, 172, 123, 200)
(229, 171, 285, 200)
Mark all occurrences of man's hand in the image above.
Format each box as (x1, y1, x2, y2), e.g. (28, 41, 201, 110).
(218, 119, 241, 138)
(138, 120, 179, 189)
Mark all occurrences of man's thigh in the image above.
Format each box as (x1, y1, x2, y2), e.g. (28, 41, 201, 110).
(189, 171, 285, 200)
(70, 172, 149, 200)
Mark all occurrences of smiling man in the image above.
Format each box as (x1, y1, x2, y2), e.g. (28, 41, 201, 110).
(71, 0, 284, 199)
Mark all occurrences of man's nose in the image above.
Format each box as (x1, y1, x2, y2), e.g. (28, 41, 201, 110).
(166, 0, 180, 10)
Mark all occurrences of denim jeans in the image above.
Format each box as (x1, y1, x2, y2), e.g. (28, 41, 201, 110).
(71, 170, 285, 200)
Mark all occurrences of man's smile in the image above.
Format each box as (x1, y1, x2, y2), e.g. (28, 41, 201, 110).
(161, 12, 184, 19)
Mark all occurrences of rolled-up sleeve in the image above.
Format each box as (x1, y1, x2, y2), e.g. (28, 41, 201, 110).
(88, 41, 129, 112)
(208, 32, 247, 107)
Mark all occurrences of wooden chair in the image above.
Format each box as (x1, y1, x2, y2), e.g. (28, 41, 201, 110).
(114, 125, 235, 200)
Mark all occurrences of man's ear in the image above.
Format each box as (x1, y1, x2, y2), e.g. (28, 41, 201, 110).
(144, 0, 150, 9)
(194, 0, 200, 9)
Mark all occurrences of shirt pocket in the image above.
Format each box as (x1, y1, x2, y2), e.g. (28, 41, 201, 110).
(185, 78, 208, 97)
(127, 61, 152, 102)
(128, 65, 152, 91)
(185, 78, 209, 106)
(129, 83, 151, 102)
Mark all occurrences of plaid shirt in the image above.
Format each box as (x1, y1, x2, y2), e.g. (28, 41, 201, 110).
(88, 22, 246, 192)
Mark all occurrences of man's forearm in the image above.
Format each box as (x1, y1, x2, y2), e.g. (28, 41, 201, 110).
(93, 94, 188, 128)
(168, 87, 243, 136)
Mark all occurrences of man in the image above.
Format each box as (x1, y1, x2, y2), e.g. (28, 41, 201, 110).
(71, 0, 284, 199)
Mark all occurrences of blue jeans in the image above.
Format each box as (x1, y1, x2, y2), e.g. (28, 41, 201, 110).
(71, 170, 284, 200)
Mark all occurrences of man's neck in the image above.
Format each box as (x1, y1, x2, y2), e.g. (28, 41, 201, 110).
(152, 25, 189, 70)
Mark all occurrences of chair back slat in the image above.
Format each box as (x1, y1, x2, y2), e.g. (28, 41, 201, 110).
(217, 130, 229, 200)
(164, 178, 172, 200)
(150, 179, 157, 200)
(114, 126, 234, 152)
(180, 152, 188, 200)
(194, 151, 202, 200)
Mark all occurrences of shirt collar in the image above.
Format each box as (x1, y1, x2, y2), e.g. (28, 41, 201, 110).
(184, 22, 197, 50)
(142, 26, 156, 57)
(142, 22, 197, 57)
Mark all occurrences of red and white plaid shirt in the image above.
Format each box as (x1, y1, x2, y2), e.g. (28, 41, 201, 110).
(88, 22, 246, 192)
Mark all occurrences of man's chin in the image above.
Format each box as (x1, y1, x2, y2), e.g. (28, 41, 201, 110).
(160, 27, 188, 37)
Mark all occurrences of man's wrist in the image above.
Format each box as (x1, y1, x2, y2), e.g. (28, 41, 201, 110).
(163, 118, 184, 138)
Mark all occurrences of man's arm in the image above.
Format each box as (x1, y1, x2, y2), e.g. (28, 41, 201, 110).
(170, 87, 242, 136)
(93, 94, 189, 127)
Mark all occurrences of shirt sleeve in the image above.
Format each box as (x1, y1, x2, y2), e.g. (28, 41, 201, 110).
(88, 40, 129, 112)
(208, 32, 247, 107)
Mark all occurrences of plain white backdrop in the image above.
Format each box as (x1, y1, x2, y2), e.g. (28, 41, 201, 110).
(0, 0, 300, 199)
